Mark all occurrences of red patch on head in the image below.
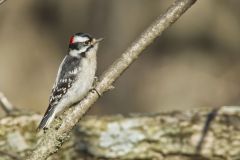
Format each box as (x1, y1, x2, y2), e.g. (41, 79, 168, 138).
(69, 36, 74, 44)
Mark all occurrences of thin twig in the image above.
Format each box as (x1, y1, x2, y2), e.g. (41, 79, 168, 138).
(0, 0, 7, 6)
(195, 107, 220, 154)
(0, 92, 15, 115)
(27, 0, 197, 159)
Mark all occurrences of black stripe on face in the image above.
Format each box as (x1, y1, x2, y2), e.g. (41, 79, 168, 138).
(69, 43, 79, 50)
(69, 41, 94, 52)
(80, 45, 94, 58)
(85, 45, 94, 53)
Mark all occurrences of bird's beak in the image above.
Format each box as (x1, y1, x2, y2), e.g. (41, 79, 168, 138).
(92, 38, 104, 45)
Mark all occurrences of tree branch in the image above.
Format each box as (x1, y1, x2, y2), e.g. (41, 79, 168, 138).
(0, 92, 15, 115)
(27, 0, 197, 159)
(75, 106, 240, 160)
(0, 0, 7, 6)
(1, 106, 240, 159)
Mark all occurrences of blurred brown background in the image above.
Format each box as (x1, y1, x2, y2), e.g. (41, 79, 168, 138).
(0, 0, 240, 116)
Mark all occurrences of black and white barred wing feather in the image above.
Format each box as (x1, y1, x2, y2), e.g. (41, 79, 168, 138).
(38, 56, 80, 129)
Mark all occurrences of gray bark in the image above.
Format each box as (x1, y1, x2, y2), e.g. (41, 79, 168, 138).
(0, 106, 239, 160)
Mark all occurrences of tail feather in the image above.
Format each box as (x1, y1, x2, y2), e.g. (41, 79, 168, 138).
(38, 106, 56, 130)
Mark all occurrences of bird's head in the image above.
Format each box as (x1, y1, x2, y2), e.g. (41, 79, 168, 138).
(68, 33, 102, 58)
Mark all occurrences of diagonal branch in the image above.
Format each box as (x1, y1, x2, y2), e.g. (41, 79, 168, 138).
(0, 0, 7, 6)
(27, 0, 197, 159)
(0, 92, 15, 115)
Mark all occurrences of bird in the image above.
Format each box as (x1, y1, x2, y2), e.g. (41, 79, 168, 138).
(38, 32, 102, 130)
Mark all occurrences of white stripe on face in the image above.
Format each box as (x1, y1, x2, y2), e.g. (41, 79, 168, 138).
(69, 46, 88, 57)
(73, 36, 89, 43)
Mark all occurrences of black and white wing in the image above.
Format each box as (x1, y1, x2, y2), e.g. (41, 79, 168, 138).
(38, 55, 80, 129)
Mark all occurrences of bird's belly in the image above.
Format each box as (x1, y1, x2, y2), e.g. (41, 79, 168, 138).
(71, 74, 94, 101)
(54, 67, 95, 114)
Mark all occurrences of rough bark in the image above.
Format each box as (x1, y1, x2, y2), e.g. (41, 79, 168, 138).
(0, 106, 240, 160)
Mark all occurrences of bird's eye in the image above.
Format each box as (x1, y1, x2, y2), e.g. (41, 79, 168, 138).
(84, 41, 90, 45)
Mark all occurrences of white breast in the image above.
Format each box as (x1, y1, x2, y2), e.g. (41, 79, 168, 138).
(54, 44, 98, 115)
